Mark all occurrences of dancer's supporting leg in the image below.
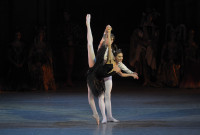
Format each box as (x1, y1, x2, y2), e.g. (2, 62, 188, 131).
(104, 76, 119, 122)
(88, 85, 99, 125)
(99, 94, 107, 123)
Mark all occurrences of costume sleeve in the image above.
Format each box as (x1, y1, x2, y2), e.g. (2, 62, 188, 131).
(118, 62, 134, 74)
(104, 47, 115, 62)
(104, 47, 108, 61)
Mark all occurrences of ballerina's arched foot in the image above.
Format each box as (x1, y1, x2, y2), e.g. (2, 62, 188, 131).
(92, 114, 100, 125)
(101, 118, 107, 124)
(107, 117, 119, 122)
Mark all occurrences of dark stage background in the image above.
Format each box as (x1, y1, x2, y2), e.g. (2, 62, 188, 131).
(0, 0, 200, 87)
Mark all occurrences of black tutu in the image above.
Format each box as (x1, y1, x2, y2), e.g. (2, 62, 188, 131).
(87, 44, 116, 97)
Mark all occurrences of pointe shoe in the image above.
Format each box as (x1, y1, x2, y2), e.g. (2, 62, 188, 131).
(92, 114, 100, 125)
(107, 117, 119, 122)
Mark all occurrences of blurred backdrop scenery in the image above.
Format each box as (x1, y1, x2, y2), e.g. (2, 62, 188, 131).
(0, 0, 200, 91)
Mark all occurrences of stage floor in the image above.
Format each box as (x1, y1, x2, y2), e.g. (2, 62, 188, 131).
(0, 81, 200, 135)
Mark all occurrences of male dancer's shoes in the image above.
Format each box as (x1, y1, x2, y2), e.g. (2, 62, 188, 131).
(92, 114, 100, 125)
(101, 118, 107, 124)
(107, 117, 119, 122)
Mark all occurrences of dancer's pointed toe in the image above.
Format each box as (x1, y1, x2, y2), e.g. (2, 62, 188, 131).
(93, 114, 100, 125)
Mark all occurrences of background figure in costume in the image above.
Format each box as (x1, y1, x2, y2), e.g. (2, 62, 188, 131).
(86, 14, 139, 125)
(130, 9, 159, 86)
(28, 27, 56, 91)
(55, 10, 83, 87)
(180, 29, 200, 88)
(157, 24, 183, 87)
(6, 30, 29, 90)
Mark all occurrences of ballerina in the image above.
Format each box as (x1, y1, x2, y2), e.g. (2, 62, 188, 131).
(86, 14, 138, 124)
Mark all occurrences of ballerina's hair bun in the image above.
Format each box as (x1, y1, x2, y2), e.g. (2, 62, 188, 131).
(112, 44, 122, 56)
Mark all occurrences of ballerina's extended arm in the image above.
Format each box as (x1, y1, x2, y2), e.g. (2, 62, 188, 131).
(106, 26, 115, 65)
